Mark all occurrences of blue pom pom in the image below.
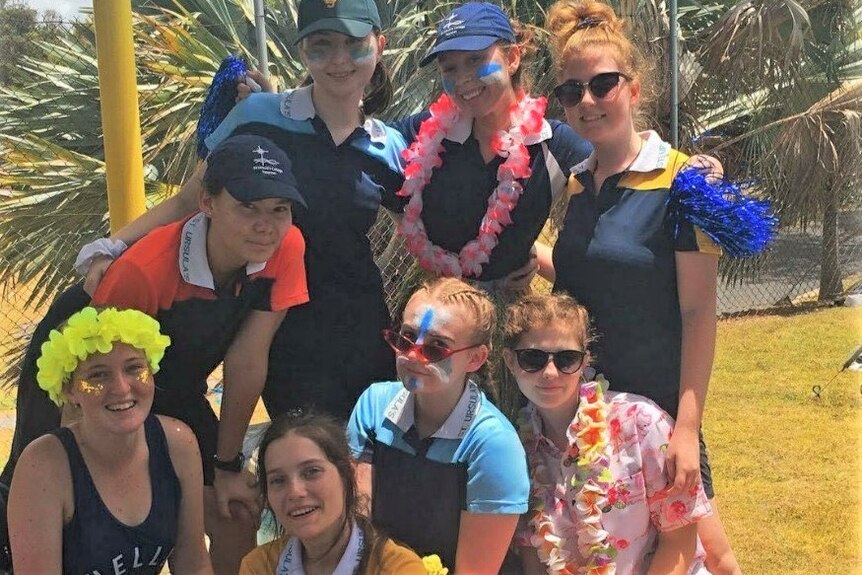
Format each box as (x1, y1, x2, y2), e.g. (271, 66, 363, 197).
(667, 168, 778, 258)
(196, 55, 248, 158)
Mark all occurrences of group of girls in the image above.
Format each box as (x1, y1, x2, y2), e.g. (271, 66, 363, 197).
(1, 0, 748, 572)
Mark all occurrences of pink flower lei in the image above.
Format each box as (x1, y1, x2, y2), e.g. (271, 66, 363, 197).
(518, 378, 617, 575)
(396, 92, 548, 278)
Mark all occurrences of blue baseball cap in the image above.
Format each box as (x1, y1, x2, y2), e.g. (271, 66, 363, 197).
(205, 135, 307, 208)
(420, 3, 516, 67)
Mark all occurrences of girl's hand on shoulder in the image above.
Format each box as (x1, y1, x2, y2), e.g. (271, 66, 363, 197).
(83, 254, 114, 296)
(502, 245, 539, 292)
(684, 154, 724, 183)
(236, 70, 275, 102)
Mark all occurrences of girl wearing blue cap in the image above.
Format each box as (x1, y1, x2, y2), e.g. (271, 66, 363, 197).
(389, 2, 591, 288)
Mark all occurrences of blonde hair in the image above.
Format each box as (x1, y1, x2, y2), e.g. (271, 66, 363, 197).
(407, 277, 497, 385)
(545, 0, 655, 111)
(503, 293, 592, 352)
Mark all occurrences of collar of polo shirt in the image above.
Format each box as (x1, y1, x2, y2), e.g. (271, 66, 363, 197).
(278, 84, 389, 144)
(443, 110, 554, 146)
(570, 130, 670, 176)
(384, 379, 483, 440)
(179, 213, 267, 290)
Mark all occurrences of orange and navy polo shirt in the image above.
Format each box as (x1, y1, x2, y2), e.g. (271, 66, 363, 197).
(93, 212, 308, 402)
(553, 131, 720, 418)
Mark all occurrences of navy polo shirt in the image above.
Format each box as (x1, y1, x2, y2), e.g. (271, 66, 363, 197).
(552, 132, 720, 418)
(205, 87, 407, 414)
(388, 112, 591, 281)
(207, 87, 406, 298)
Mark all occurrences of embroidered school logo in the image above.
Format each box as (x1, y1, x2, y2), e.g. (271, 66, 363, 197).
(252, 146, 284, 176)
(439, 13, 465, 37)
(322, 0, 337, 7)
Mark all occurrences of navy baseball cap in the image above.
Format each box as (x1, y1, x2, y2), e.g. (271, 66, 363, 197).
(205, 135, 307, 207)
(420, 3, 516, 67)
(295, 0, 382, 44)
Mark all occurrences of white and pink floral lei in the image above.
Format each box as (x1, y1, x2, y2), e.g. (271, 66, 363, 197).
(396, 92, 547, 278)
(518, 378, 618, 575)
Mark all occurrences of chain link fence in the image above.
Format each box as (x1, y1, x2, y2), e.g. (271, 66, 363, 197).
(2, 15, 861, 390)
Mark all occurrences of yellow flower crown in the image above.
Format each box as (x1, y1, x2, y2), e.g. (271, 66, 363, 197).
(36, 307, 171, 405)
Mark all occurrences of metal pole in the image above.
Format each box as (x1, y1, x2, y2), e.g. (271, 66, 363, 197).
(254, 0, 270, 78)
(669, 0, 679, 148)
(92, 0, 146, 232)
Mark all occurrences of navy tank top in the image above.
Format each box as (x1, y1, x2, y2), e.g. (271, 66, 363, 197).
(55, 415, 180, 575)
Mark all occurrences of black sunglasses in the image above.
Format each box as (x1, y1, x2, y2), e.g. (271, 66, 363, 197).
(553, 72, 630, 107)
(514, 348, 586, 374)
(382, 329, 480, 365)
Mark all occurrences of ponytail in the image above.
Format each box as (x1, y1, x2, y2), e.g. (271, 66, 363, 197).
(362, 60, 392, 116)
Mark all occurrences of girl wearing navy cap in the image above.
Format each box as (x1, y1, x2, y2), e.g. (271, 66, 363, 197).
(72, 0, 406, 561)
(3, 135, 309, 575)
(78, 0, 399, 422)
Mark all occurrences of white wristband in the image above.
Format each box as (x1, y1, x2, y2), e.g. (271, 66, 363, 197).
(74, 238, 128, 276)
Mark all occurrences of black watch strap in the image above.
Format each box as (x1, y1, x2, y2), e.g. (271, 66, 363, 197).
(213, 452, 245, 472)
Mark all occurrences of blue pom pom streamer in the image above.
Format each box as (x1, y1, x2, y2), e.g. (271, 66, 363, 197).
(196, 55, 248, 158)
(666, 168, 778, 258)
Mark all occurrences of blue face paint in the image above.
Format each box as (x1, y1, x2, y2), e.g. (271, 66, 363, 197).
(406, 308, 436, 391)
(416, 309, 434, 343)
(477, 62, 505, 85)
(442, 78, 456, 94)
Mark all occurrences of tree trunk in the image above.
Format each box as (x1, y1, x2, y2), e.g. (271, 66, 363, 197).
(818, 185, 842, 301)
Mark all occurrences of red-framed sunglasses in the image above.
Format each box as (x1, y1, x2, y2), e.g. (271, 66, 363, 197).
(382, 329, 481, 365)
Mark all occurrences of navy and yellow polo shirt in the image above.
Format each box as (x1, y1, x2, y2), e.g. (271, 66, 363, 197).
(388, 111, 592, 282)
(552, 131, 720, 418)
(93, 212, 309, 402)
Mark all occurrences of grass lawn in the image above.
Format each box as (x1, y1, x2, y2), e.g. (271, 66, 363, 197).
(0, 305, 858, 572)
(705, 306, 861, 574)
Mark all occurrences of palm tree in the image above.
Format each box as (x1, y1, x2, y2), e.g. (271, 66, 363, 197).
(683, 0, 862, 299)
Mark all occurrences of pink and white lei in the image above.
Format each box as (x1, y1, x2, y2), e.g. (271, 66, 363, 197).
(518, 378, 617, 575)
(396, 93, 547, 278)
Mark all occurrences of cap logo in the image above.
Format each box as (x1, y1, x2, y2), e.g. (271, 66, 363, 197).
(322, 0, 337, 7)
(253, 146, 284, 176)
(439, 13, 465, 36)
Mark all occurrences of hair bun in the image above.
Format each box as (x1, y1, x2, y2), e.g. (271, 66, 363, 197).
(575, 15, 604, 30)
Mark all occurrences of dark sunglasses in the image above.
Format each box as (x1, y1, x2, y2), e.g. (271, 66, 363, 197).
(382, 329, 481, 365)
(553, 72, 630, 107)
(514, 348, 586, 374)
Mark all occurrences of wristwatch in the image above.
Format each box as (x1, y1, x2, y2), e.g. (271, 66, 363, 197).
(213, 452, 245, 472)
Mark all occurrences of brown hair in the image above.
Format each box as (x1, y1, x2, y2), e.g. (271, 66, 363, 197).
(545, 0, 655, 111)
(505, 19, 540, 92)
(502, 292, 593, 352)
(256, 411, 386, 572)
(406, 277, 496, 386)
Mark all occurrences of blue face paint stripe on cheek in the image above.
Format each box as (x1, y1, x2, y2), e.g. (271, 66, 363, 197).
(477, 62, 504, 85)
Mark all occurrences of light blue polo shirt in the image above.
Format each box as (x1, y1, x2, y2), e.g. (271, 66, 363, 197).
(348, 380, 529, 514)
